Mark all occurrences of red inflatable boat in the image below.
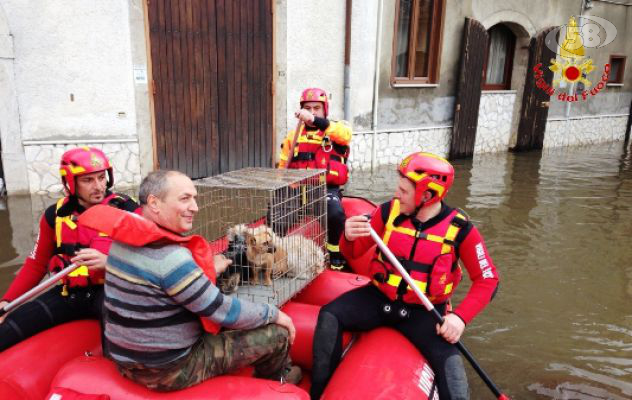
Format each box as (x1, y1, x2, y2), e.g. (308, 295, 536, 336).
(0, 196, 439, 400)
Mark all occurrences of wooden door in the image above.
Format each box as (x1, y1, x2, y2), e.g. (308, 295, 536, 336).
(147, 0, 273, 178)
(450, 18, 487, 160)
(514, 27, 557, 151)
(625, 97, 632, 145)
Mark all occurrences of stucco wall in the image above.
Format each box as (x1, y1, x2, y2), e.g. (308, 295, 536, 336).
(0, 2, 27, 194)
(2, 0, 137, 141)
(0, 0, 147, 194)
(284, 0, 346, 135)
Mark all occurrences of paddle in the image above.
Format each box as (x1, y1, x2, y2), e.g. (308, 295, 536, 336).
(0, 263, 81, 318)
(369, 228, 511, 400)
(282, 119, 304, 169)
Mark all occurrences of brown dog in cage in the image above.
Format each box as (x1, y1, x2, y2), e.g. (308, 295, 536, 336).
(272, 234, 326, 276)
(244, 225, 288, 286)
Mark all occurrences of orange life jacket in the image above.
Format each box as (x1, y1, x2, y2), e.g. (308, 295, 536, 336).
(288, 126, 349, 186)
(49, 193, 124, 289)
(78, 205, 220, 334)
(370, 199, 468, 305)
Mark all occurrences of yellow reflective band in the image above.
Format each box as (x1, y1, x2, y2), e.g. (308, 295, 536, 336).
(296, 135, 323, 145)
(68, 265, 89, 277)
(55, 221, 62, 247)
(386, 274, 428, 293)
(55, 198, 65, 247)
(68, 165, 86, 174)
(393, 226, 417, 237)
(445, 225, 460, 241)
(302, 185, 307, 205)
(385, 274, 453, 295)
(64, 217, 77, 230)
(326, 243, 340, 252)
(442, 224, 460, 253)
(59, 169, 67, 176)
(424, 234, 443, 243)
(82, 146, 90, 151)
(427, 181, 445, 197)
(444, 282, 453, 294)
(405, 171, 428, 183)
(329, 170, 339, 176)
(382, 199, 401, 246)
(98, 232, 108, 237)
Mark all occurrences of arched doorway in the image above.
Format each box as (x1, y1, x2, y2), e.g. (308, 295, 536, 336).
(478, 20, 532, 154)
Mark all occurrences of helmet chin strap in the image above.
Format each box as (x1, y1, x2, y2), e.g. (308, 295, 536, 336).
(412, 201, 425, 218)
(411, 191, 434, 218)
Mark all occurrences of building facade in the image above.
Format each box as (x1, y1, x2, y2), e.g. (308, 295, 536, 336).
(0, 0, 630, 194)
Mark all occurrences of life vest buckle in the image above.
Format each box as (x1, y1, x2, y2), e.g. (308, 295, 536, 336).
(321, 137, 333, 153)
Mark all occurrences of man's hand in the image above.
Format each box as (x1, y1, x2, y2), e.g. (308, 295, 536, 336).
(274, 310, 296, 345)
(436, 313, 466, 344)
(0, 300, 9, 324)
(344, 215, 371, 241)
(294, 109, 315, 126)
(213, 254, 232, 275)
(71, 248, 107, 271)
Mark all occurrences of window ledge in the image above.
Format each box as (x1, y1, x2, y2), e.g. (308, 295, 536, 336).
(482, 89, 517, 94)
(606, 83, 624, 87)
(391, 83, 439, 88)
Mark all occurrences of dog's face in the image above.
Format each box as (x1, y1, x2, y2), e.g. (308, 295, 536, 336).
(246, 231, 274, 255)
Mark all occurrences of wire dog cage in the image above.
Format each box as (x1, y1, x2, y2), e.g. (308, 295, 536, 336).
(192, 168, 327, 306)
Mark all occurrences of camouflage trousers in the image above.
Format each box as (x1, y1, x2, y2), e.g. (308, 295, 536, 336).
(118, 324, 291, 392)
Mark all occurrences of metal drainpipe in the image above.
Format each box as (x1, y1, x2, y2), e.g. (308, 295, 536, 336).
(371, 0, 383, 172)
(344, 0, 352, 122)
(566, 0, 587, 118)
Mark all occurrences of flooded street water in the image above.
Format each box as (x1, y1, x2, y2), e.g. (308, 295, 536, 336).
(2, 142, 632, 398)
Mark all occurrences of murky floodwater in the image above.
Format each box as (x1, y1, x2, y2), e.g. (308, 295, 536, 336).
(2, 142, 632, 398)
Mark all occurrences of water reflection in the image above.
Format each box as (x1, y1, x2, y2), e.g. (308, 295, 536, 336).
(1, 143, 632, 398)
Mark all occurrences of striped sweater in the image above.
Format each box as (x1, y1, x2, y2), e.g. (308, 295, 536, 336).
(103, 241, 279, 367)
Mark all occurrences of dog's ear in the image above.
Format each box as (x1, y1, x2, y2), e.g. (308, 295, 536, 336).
(247, 235, 257, 247)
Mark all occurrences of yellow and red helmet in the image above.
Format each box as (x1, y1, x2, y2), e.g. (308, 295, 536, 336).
(59, 147, 113, 196)
(398, 152, 454, 207)
(300, 88, 328, 117)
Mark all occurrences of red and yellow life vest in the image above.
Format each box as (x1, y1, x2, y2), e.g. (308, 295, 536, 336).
(370, 199, 468, 305)
(49, 193, 123, 290)
(288, 126, 349, 186)
(78, 205, 221, 334)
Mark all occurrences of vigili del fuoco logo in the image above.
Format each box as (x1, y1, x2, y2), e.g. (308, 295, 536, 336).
(533, 16, 617, 102)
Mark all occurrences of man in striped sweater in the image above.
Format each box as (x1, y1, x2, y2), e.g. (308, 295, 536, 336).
(102, 170, 300, 391)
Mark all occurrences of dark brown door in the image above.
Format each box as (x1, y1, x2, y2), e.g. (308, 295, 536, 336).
(148, 0, 273, 178)
(514, 27, 557, 151)
(450, 18, 488, 160)
(625, 97, 632, 145)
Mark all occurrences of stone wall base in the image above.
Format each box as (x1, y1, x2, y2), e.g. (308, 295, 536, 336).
(544, 115, 628, 148)
(349, 126, 452, 171)
(23, 140, 142, 195)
